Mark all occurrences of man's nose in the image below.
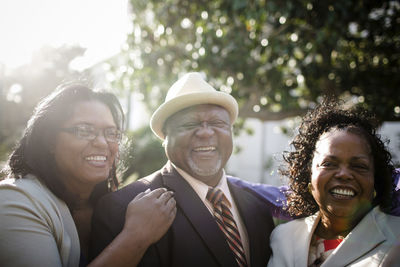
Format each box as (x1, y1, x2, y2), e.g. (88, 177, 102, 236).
(195, 122, 214, 137)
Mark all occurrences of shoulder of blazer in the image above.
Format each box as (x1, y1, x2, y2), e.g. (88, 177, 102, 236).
(227, 176, 275, 214)
(372, 206, 400, 240)
(98, 166, 168, 209)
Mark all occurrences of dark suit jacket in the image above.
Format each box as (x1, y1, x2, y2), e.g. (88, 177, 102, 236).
(90, 163, 275, 267)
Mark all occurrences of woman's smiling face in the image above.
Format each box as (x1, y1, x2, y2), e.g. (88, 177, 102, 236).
(310, 128, 375, 221)
(53, 100, 119, 194)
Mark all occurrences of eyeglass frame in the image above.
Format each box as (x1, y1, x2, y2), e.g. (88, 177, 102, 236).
(59, 124, 122, 143)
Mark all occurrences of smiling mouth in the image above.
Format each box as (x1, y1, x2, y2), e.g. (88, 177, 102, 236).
(193, 146, 216, 152)
(330, 187, 356, 199)
(85, 155, 107, 161)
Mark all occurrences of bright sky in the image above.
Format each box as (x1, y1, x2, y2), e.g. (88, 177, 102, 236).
(0, 0, 130, 70)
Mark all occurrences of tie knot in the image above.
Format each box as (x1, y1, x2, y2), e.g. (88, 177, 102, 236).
(207, 187, 230, 207)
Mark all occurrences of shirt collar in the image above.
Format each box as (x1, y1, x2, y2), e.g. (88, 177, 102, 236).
(171, 161, 231, 204)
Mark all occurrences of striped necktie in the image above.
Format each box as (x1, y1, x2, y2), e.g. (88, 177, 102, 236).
(207, 187, 248, 267)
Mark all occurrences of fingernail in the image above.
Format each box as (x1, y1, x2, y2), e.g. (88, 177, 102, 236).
(145, 188, 151, 193)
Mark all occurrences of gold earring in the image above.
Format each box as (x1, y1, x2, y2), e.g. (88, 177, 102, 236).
(308, 183, 312, 194)
(373, 190, 376, 198)
(162, 139, 167, 148)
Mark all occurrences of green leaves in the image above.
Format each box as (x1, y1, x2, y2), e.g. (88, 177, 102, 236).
(117, 0, 400, 122)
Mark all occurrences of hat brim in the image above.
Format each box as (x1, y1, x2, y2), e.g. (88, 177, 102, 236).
(150, 91, 238, 140)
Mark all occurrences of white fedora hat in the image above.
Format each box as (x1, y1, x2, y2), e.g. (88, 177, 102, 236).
(150, 72, 238, 140)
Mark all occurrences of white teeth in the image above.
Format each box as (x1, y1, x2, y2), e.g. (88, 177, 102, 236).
(86, 156, 106, 161)
(193, 146, 216, 152)
(331, 188, 355, 196)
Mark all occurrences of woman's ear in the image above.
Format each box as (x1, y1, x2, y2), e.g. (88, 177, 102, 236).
(308, 182, 313, 194)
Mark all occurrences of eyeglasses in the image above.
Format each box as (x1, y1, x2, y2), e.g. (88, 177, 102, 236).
(60, 124, 122, 143)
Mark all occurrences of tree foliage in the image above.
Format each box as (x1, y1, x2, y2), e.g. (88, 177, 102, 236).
(119, 126, 167, 183)
(117, 0, 400, 122)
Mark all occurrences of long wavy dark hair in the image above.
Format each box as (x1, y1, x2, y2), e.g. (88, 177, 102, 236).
(282, 99, 394, 217)
(3, 83, 124, 209)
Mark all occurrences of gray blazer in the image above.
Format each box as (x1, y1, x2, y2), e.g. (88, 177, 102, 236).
(0, 175, 80, 267)
(268, 206, 400, 267)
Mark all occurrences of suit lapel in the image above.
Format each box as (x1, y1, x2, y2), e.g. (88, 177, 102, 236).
(229, 182, 258, 266)
(322, 208, 386, 266)
(294, 214, 320, 267)
(161, 167, 238, 267)
(229, 180, 275, 267)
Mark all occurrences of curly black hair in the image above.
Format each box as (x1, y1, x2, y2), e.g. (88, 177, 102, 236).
(282, 99, 394, 217)
(3, 83, 124, 209)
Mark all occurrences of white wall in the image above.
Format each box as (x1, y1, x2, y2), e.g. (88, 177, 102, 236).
(227, 118, 293, 186)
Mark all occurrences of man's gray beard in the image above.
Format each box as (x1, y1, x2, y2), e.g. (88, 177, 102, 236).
(188, 158, 222, 178)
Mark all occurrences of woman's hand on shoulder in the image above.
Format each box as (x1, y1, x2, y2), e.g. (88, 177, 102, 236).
(89, 188, 176, 267)
(123, 188, 176, 245)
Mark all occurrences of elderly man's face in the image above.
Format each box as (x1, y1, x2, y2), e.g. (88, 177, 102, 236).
(164, 104, 233, 186)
